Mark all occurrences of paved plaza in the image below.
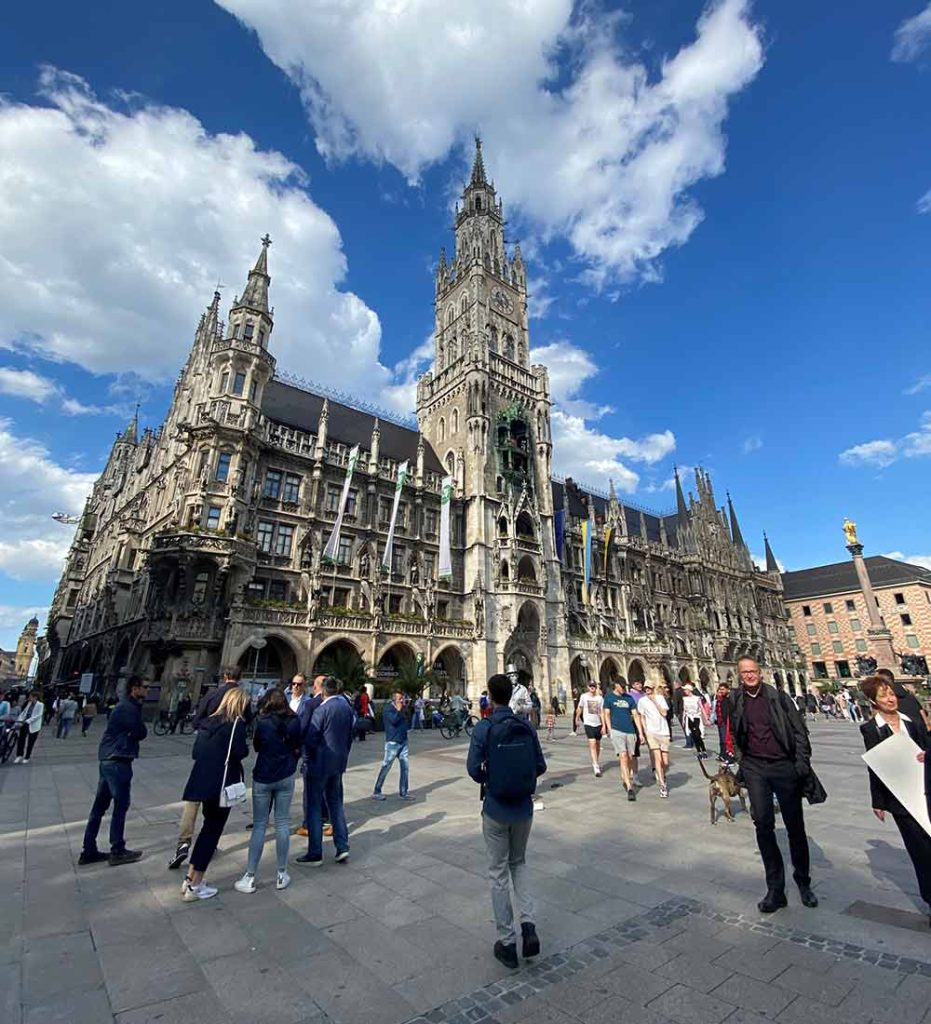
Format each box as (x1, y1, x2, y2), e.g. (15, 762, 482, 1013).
(2, 717, 931, 1024)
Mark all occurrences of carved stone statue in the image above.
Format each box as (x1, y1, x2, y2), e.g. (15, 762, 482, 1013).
(843, 517, 859, 546)
(359, 547, 370, 581)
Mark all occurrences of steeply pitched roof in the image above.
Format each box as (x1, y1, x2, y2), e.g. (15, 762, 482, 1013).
(550, 479, 677, 546)
(782, 556, 931, 601)
(261, 379, 444, 474)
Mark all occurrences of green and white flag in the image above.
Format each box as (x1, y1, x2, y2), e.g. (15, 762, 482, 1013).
(381, 460, 409, 573)
(322, 445, 360, 564)
(438, 475, 454, 579)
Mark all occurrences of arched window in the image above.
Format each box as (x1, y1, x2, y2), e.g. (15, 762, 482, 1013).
(501, 560, 510, 581)
(447, 336, 457, 364)
(451, 409, 459, 434)
(446, 307, 454, 326)
(504, 335, 515, 360)
(439, 417, 446, 442)
(445, 451, 455, 477)
(489, 326, 498, 353)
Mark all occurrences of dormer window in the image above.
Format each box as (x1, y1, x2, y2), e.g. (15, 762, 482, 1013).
(233, 322, 241, 339)
(243, 322, 255, 340)
(232, 372, 246, 396)
(258, 328, 266, 345)
(475, 196, 482, 211)
(219, 371, 229, 393)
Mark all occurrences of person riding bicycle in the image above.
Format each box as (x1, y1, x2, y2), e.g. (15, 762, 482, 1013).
(450, 693, 469, 729)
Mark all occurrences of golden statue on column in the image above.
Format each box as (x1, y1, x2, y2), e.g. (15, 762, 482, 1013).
(843, 517, 859, 546)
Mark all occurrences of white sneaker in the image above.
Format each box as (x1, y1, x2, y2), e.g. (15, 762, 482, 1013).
(234, 873, 256, 894)
(23, 759, 30, 765)
(593, 765, 602, 777)
(181, 878, 218, 901)
(276, 870, 291, 891)
(13, 756, 22, 764)
(659, 784, 669, 799)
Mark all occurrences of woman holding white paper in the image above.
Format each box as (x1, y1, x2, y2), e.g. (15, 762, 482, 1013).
(860, 675, 931, 923)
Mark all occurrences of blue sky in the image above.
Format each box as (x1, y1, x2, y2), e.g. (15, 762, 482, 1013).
(1, 0, 929, 651)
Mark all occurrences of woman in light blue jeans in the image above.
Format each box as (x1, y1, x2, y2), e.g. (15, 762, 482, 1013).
(235, 689, 302, 893)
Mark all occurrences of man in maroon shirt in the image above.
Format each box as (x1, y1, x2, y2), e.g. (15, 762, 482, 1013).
(727, 656, 818, 914)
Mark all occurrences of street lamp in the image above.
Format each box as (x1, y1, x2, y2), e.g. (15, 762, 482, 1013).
(249, 637, 267, 689)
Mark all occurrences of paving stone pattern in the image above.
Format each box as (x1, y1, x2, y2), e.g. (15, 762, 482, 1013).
(3, 717, 931, 1024)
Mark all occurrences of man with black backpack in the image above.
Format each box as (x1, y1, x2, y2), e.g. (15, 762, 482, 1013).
(467, 673, 547, 970)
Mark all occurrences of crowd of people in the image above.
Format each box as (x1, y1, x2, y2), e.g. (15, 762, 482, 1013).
(5, 653, 927, 974)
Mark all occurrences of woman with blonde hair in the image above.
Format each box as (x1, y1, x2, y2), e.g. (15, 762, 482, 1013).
(180, 686, 250, 901)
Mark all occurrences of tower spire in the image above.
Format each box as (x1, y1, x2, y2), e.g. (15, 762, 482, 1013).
(674, 465, 689, 522)
(764, 532, 779, 573)
(470, 135, 487, 186)
(726, 491, 746, 548)
(237, 234, 272, 313)
(120, 404, 139, 444)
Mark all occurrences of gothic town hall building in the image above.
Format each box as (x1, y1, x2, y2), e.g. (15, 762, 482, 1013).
(43, 144, 805, 705)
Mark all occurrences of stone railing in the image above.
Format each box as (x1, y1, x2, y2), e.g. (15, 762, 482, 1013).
(382, 617, 431, 636)
(434, 621, 475, 639)
(511, 580, 544, 597)
(265, 423, 316, 457)
(314, 612, 373, 632)
(151, 531, 255, 561)
(233, 605, 307, 629)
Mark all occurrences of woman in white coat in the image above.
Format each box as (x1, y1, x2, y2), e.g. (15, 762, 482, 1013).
(15, 690, 45, 763)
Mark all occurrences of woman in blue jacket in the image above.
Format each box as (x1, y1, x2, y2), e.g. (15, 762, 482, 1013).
(236, 688, 302, 893)
(180, 687, 250, 902)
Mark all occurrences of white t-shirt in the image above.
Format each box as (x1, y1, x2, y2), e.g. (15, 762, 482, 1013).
(577, 692, 604, 728)
(638, 694, 670, 737)
(682, 694, 702, 720)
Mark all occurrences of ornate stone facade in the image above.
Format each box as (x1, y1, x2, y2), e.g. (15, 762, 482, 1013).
(42, 143, 804, 703)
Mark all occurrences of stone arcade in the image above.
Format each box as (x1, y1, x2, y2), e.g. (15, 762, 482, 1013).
(41, 143, 804, 704)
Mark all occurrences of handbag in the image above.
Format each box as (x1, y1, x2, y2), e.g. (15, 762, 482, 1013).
(219, 718, 247, 808)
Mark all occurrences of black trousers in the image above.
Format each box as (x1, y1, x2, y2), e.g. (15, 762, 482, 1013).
(16, 729, 39, 760)
(189, 799, 231, 873)
(893, 812, 931, 908)
(687, 718, 706, 754)
(741, 756, 811, 894)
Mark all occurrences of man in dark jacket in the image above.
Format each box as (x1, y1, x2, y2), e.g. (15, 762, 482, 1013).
(296, 676, 354, 866)
(295, 675, 326, 839)
(372, 690, 412, 801)
(79, 676, 148, 866)
(727, 657, 818, 913)
(468, 674, 547, 969)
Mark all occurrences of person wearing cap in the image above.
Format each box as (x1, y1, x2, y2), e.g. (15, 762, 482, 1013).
(574, 680, 605, 777)
(637, 683, 671, 798)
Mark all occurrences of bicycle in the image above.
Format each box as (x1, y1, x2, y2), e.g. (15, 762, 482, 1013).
(152, 711, 194, 736)
(440, 709, 477, 739)
(0, 720, 21, 764)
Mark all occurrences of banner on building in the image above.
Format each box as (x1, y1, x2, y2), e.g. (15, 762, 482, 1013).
(381, 460, 410, 573)
(438, 476, 454, 579)
(603, 525, 612, 575)
(554, 505, 566, 562)
(322, 445, 360, 564)
(582, 517, 593, 604)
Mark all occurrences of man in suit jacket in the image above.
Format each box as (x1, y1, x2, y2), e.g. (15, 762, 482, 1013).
(860, 675, 931, 920)
(726, 657, 819, 914)
(296, 676, 354, 867)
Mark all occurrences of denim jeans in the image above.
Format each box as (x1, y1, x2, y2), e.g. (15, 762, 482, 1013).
(56, 717, 73, 739)
(82, 760, 133, 854)
(307, 772, 348, 858)
(374, 741, 409, 797)
(246, 775, 295, 874)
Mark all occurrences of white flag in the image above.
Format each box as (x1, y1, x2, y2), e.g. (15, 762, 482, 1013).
(381, 460, 409, 572)
(322, 445, 360, 564)
(438, 475, 454, 579)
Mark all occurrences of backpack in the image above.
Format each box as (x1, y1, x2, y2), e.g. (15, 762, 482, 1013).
(485, 716, 538, 802)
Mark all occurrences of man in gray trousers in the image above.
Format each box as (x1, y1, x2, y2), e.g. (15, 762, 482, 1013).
(467, 673, 547, 969)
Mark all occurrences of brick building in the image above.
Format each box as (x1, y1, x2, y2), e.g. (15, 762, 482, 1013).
(782, 556, 931, 684)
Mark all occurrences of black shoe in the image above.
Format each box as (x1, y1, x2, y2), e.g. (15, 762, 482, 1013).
(757, 891, 788, 914)
(627, 787, 637, 802)
(493, 941, 519, 969)
(109, 848, 143, 867)
(798, 884, 819, 908)
(78, 850, 109, 866)
(521, 922, 540, 958)
(168, 842, 190, 870)
(295, 853, 324, 866)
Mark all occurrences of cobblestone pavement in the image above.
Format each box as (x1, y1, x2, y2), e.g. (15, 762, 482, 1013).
(2, 715, 930, 1024)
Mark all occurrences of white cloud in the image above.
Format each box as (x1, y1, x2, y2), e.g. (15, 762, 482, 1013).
(0, 68, 395, 400)
(904, 374, 931, 395)
(0, 605, 48, 652)
(751, 552, 784, 572)
(217, 0, 764, 287)
(884, 551, 931, 572)
(528, 338, 675, 492)
(839, 412, 931, 468)
(742, 434, 762, 454)
(918, 190, 931, 214)
(0, 418, 98, 581)
(892, 3, 931, 62)
(0, 367, 59, 403)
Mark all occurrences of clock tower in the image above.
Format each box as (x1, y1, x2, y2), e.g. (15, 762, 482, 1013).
(416, 139, 568, 697)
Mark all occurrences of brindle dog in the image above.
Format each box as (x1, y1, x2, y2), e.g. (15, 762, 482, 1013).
(697, 756, 748, 824)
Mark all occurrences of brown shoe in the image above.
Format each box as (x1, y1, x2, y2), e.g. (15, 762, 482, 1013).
(295, 826, 309, 837)
(323, 824, 334, 838)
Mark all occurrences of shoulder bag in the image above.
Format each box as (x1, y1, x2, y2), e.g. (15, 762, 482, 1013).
(219, 718, 247, 808)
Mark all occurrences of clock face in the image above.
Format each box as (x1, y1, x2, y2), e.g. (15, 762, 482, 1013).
(491, 288, 513, 314)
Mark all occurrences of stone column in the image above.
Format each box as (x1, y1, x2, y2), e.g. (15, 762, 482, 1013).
(846, 527, 896, 671)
